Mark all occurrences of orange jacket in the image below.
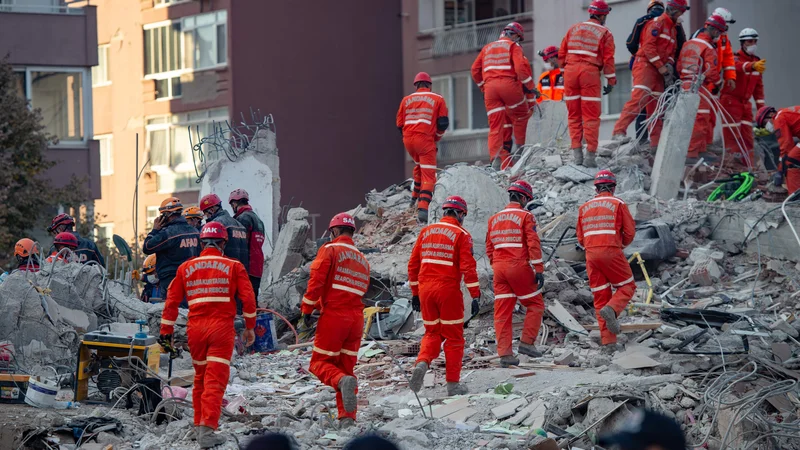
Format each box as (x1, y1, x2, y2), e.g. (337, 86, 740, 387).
(558, 19, 617, 84)
(471, 37, 535, 91)
(161, 247, 257, 335)
(637, 13, 677, 70)
(536, 69, 564, 103)
(396, 87, 449, 142)
(692, 29, 735, 81)
(301, 235, 370, 315)
(721, 49, 764, 106)
(408, 216, 480, 298)
(773, 107, 800, 170)
(678, 32, 721, 93)
(485, 202, 544, 273)
(576, 192, 636, 250)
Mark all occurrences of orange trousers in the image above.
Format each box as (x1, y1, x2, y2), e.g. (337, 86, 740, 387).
(492, 261, 544, 356)
(564, 64, 602, 152)
(309, 307, 363, 420)
(720, 95, 755, 162)
(187, 319, 235, 429)
(788, 168, 800, 196)
(688, 96, 714, 158)
(585, 248, 636, 345)
(613, 62, 665, 146)
(708, 101, 717, 145)
(403, 134, 437, 214)
(416, 283, 465, 383)
(485, 78, 529, 163)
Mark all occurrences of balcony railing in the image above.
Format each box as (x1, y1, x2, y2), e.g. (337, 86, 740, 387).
(0, 1, 85, 15)
(437, 131, 488, 163)
(429, 14, 525, 58)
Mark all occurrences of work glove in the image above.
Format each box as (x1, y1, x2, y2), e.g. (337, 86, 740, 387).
(662, 64, 675, 86)
(301, 313, 315, 328)
(753, 59, 766, 73)
(471, 298, 480, 317)
(772, 172, 784, 187)
(603, 85, 614, 96)
(242, 329, 256, 347)
(158, 334, 178, 357)
(411, 295, 421, 312)
(725, 79, 736, 91)
(535, 273, 545, 290)
(131, 269, 141, 281)
(575, 243, 585, 252)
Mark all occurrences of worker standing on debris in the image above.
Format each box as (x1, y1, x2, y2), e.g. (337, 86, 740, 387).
(396, 72, 449, 223)
(200, 194, 249, 276)
(536, 46, 564, 103)
(47, 213, 105, 267)
(576, 171, 636, 348)
(46, 232, 79, 263)
(160, 223, 256, 448)
(139, 254, 160, 303)
(300, 213, 369, 428)
(229, 189, 266, 294)
(559, 0, 617, 168)
(14, 238, 41, 272)
(755, 106, 800, 195)
(184, 206, 204, 232)
(720, 28, 765, 167)
(143, 197, 200, 301)
(611, 0, 689, 150)
(678, 15, 725, 162)
(486, 181, 546, 366)
(471, 22, 536, 170)
(408, 196, 481, 396)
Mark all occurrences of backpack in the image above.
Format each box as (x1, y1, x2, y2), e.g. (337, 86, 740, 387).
(626, 12, 658, 55)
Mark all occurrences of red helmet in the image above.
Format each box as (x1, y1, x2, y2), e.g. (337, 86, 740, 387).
(200, 193, 222, 211)
(705, 14, 727, 32)
(413, 72, 432, 85)
(15, 238, 40, 258)
(200, 222, 228, 241)
(666, 0, 689, 12)
(54, 232, 78, 249)
(756, 106, 777, 128)
(503, 22, 524, 41)
(328, 213, 356, 232)
(539, 46, 558, 61)
(228, 188, 249, 203)
(48, 213, 75, 232)
(594, 170, 617, 186)
(588, 0, 612, 16)
(442, 195, 468, 214)
(508, 180, 534, 199)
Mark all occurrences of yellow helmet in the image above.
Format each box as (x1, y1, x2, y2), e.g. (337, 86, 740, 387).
(183, 206, 203, 219)
(143, 254, 156, 274)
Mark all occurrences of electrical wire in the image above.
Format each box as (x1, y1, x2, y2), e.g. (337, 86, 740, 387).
(255, 308, 299, 345)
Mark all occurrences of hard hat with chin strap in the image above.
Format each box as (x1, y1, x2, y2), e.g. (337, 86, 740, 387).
(739, 28, 759, 41)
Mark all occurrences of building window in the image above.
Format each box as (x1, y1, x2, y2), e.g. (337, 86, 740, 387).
(603, 64, 632, 117)
(421, 0, 526, 31)
(182, 11, 227, 70)
(144, 22, 184, 76)
(146, 206, 159, 232)
(155, 76, 181, 100)
(154, 0, 190, 7)
(30, 70, 85, 142)
(95, 223, 114, 248)
(432, 73, 489, 134)
(96, 134, 113, 176)
(92, 44, 111, 87)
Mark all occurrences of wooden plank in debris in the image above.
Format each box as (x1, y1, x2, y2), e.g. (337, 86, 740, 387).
(584, 322, 662, 332)
(547, 300, 586, 334)
(432, 397, 471, 419)
(491, 397, 528, 420)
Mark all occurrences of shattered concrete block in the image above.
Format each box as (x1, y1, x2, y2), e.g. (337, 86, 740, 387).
(689, 258, 722, 286)
(552, 164, 599, 183)
(769, 320, 800, 339)
(268, 208, 311, 283)
(544, 155, 563, 169)
(689, 247, 724, 263)
(650, 91, 700, 200)
(658, 384, 679, 400)
(525, 101, 568, 147)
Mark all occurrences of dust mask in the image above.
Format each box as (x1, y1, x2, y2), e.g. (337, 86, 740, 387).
(147, 274, 159, 284)
(766, 122, 775, 132)
(543, 62, 553, 71)
(745, 44, 758, 55)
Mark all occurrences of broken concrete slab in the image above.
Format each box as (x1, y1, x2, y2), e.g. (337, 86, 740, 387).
(689, 258, 722, 286)
(547, 300, 587, 334)
(650, 91, 699, 200)
(552, 164, 599, 183)
(491, 397, 528, 420)
(267, 208, 311, 284)
(613, 353, 661, 370)
(544, 155, 563, 169)
(432, 397, 471, 419)
(525, 101, 569, 148)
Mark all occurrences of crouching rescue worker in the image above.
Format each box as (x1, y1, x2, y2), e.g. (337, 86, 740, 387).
(229, 189, 266, 294)
(46, 232, 79, 263)
(576, 171, 636, 350)
(756, 106, 800, 195)
(408, 196, 481, 396)
(160, 223, 257, 448)
(486, 181, 546, 366)
(300, 213, 370, 428)
(184, 206, 204, 231)
(14, 238, 41, 272)
(47, 213, 105, 266)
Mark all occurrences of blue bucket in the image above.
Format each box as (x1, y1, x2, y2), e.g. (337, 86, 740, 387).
(253, 313, 278, 353)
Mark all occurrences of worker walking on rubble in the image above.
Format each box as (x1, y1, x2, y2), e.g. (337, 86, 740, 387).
(576, 171, 636, 349)
(14, 238, 41, 272)
(408, 196, 481, 396)
(755, 106, 800, 195)
(229, 189, 266, 295)
(471, 22, 536, 170)
(184, 206, 204, 231)
(536, 46, 564, 103)
(143, 197, 200, 302)
(160, 222, 256, 448)
(300, 213, 370, 428)
(559, 0, 617, 168)
(46, 232, 79, 263)
(486, 181, 546, 366)
(47, 213, 105, 267)
(678, 14, 725, 163)
(611, 0, 689, 150)
(396, 72, 449, 224)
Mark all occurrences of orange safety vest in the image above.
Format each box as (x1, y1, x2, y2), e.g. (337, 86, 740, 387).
(536, 69, 564, 103)
(302, 235, 370, 314)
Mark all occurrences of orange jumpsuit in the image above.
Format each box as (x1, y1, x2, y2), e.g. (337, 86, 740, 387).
(559, 19, 616, 153)
(678, 32, 721, 158)
(720, 49, 765, 161)
(408, 216, 480, 382)
(161, 248, 257, 430)
(486, 203, 544, 356)
(692, 29, 736, 145)
(772, 107, 800, 195)
(536, 68, 564, 103)
(301, 235, 370, 421)
(472, 37, 535, 164)
(612, 14, 678, 147)
(576, 193, 636, 345)
(397, 88, 449, 215)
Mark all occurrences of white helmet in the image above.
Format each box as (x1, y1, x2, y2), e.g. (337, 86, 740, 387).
(713, 7, 735, 23)
(739, 28, 759, 41)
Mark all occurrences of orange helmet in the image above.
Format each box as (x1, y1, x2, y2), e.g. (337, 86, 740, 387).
(143, 254, 156, 275)
(159, 197, 183, 214)
(15, 238, 40, 259)
(183, 206, 203, 219)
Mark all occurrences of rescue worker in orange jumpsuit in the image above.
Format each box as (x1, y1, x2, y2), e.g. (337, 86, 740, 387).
(472, 22, 536, 170)
(46, 232, 79, 263)
(184, 206, 204, 231)
(160, 223, 256, 448)
(300, 213, 369, 428)
(408, 196, 481, 396)
(756, 106, 800, 195)
(678, 15, 724, 162)
(559, 0, 617, 168)
(14, 238, 41, 272)
(397, 72, 450, 223)
(576, 171, 636, 349)
(611, 0, 689, 149)
(486, 181, 545, 367)
(720, 28, 766, 166)
(536, 46, 564, 103)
